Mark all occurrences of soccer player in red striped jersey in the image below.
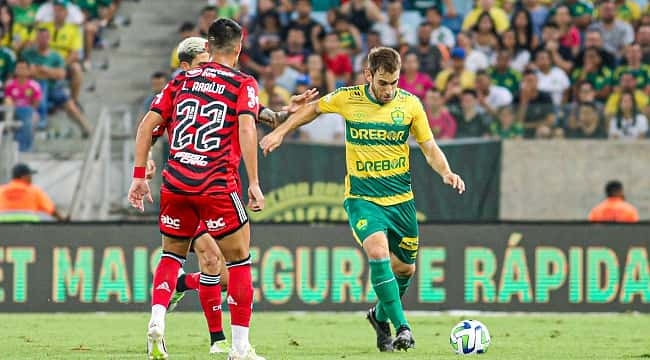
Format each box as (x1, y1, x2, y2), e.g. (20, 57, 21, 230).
(128, 18, 266, 360)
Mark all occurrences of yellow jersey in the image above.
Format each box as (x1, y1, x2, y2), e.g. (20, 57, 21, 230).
(318, 84, 433, 206)
(38, 22, 82, 60)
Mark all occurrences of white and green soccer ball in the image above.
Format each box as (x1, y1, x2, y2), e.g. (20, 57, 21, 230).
(449, 320, 491, 355)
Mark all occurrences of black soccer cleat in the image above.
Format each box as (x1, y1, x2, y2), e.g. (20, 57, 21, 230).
(392, 326, 415, 352)
(366, 307, 394, 352)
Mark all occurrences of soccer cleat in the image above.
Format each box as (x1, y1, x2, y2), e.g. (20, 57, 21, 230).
(167, 268, 186, 312)
(209, 339, 231, 354)
(366, 307, 394, 352)
(392, 326, 416, 351)
(147, 321, 168, 360)
(227, 347, 266, 360)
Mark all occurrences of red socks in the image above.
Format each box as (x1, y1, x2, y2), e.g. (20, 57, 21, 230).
(151, 252, 185, 307)
(198, 273, 223, 336)
(226, 256, 253, 327)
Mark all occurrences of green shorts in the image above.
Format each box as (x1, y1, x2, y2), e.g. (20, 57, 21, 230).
(343, 198, 419, 264)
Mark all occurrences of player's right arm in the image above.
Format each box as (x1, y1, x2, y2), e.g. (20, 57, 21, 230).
(237, 77, 265, 212)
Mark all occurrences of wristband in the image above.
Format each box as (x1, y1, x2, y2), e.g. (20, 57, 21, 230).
(133, 166, 146, 179)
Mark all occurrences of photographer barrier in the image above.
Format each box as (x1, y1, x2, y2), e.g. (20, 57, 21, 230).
(0, 223, 648, 312)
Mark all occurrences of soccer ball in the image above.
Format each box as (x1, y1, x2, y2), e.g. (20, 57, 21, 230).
(449, 320, 491, 355)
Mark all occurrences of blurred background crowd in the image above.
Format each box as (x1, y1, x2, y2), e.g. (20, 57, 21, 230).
(142, 0, 650, 144)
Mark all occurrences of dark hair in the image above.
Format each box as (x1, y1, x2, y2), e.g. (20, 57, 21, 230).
(605, 180, 623, 197)
(178, 21, 195, 33)
(522, 68, 537, 77)
(367, 47, 401, 75)
(543, 21, 559, 29)
(151, 71, 167, 79)
(616, 91, 639, 130)
(475, 69, 489, 78)
(0, 4, 13, 46)
(473, 11, 497, 36)
(418, 21, 433, 29)
(462, 88, 478, 97)
(207, 18, 243, 54)
(426, 6, 441, 16)
(15, 59, 29, 67)
(511, 8, 534, 52)
(201, 5, 218, 15)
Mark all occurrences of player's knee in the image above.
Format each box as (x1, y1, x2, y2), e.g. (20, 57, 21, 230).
(365, 245, 390, 260)
(393, 264, 415, 278)
(196, 249, 223, 274)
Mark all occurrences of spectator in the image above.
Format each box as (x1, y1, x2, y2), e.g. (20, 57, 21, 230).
(515, 69, 556, 138)
(0, 29, 16, 83)
(548, 0, 593, 30)
(284, 0, 323, 52)
(4, 60, 42, 152)
(512, 8, 539, 52)
(0, 163, 66, 222)
(409, 22, 443, 80)
(169, 22, 199, 73)
(12, 0, 38, 29)
(21, 27, 92, 137)
(553, 5, 581, 54)
(354, 29, 381, 72)
(1, 3, 32, 52)
(499, 29, 531, 73)
(214, 0, 240, 19)
(340, 0, 383, 34)
(322, 32, 353, 87)
(489, 106, 524, 139)
(304, 53, 335, 94)
(372, 0, 415, 48)
(637, 25, 650, 63)
(588, 180, 639, 223)
(424, 88, 456, 140)
(425, 6, 455, 49)
(605, 72, 649, 116)
(332, 14, 362, 56)
(610, 0, 641, 24)
(520, 0, 549, 37)
(565, 81, 606, 138)
(141, 71, 166, 116)
(285, 27, 309, 74)
(40, 0, 84, 102)
(398, 52, 433, 101)
(197, 5, 218, 37)
(488, 49, 521, 95)
(608, 91, 648, 140)
(462, 0, 510, 33)
(535, 21, 574, 74)
(475, 69, 512, 117)
(533, 49, 570, 107)
(614, 43, 649, 91)
(451, 89, 491, 138)
(456, 31, 488, 72)
(269, 47, 301, 93)
(588, 2, 634, 56)
(259, 69, 291, 109)
(435, 47, 476, 91)
(471, 11, 499, 61)
(571, 47, 612, 102)
(35, 0, 84, 25)
(443, 73, 463, 106)
(74, 0, 113, 67)
(575, 28, 616, 69)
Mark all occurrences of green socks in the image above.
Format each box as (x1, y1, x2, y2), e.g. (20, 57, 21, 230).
(369, 258, 409, 330)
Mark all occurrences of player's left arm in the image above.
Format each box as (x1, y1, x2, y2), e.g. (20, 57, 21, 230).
(238, 77, 265, 212)
(411, 102, 465, 194)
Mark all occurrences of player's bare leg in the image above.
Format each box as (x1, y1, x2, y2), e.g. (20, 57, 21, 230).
(218, 223, 266, 360)
(192, 233, 231, 353)
(148, 236, 191, 360)
(363, 232, 414, 352)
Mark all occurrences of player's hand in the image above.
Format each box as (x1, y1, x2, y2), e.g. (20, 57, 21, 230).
(127, 178, 153, 212)
(145, 159, 156, 180)
(259, 131, 284, 156)
(283, 88, 319, 114)
(247, 183, 265, 212)
(442, 171, 465, 194)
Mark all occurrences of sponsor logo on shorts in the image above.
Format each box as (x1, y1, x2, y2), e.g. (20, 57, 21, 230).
(227, 295, 238, 306)
(173, 152, 208, 167)
(212, 305, 222, 312)
(155, 281, 171, 293)
(356, 219, 368, 231)
(160, 215, 181, 230)
(398, 237, 419, 251)
(205, 218, 226, 232)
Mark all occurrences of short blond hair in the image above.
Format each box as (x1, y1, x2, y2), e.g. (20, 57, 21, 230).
(177, 36, 207, 64)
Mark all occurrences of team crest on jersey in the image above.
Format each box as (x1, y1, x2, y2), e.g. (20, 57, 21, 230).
(391, 109, 405, 125)
(356, 219, 368, 231)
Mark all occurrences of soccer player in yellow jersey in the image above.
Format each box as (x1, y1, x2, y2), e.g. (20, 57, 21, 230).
(260, 47, 465, 352)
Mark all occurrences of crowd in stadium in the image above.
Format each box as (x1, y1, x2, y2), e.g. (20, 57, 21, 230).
(157, 0, 650, 142)
(0, 0, 124, 152)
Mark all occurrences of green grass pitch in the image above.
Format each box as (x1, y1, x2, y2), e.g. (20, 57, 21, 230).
(1, 312, 648, 359)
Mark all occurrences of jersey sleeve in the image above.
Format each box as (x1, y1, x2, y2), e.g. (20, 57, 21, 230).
(318, 89, 346, 114)
(410, 99, 434, 143)
(149, 79, 175, 121)
(236, 76, 259, 121)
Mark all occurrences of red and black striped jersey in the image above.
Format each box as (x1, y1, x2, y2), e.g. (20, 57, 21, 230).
(150, 62, 259, 195)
